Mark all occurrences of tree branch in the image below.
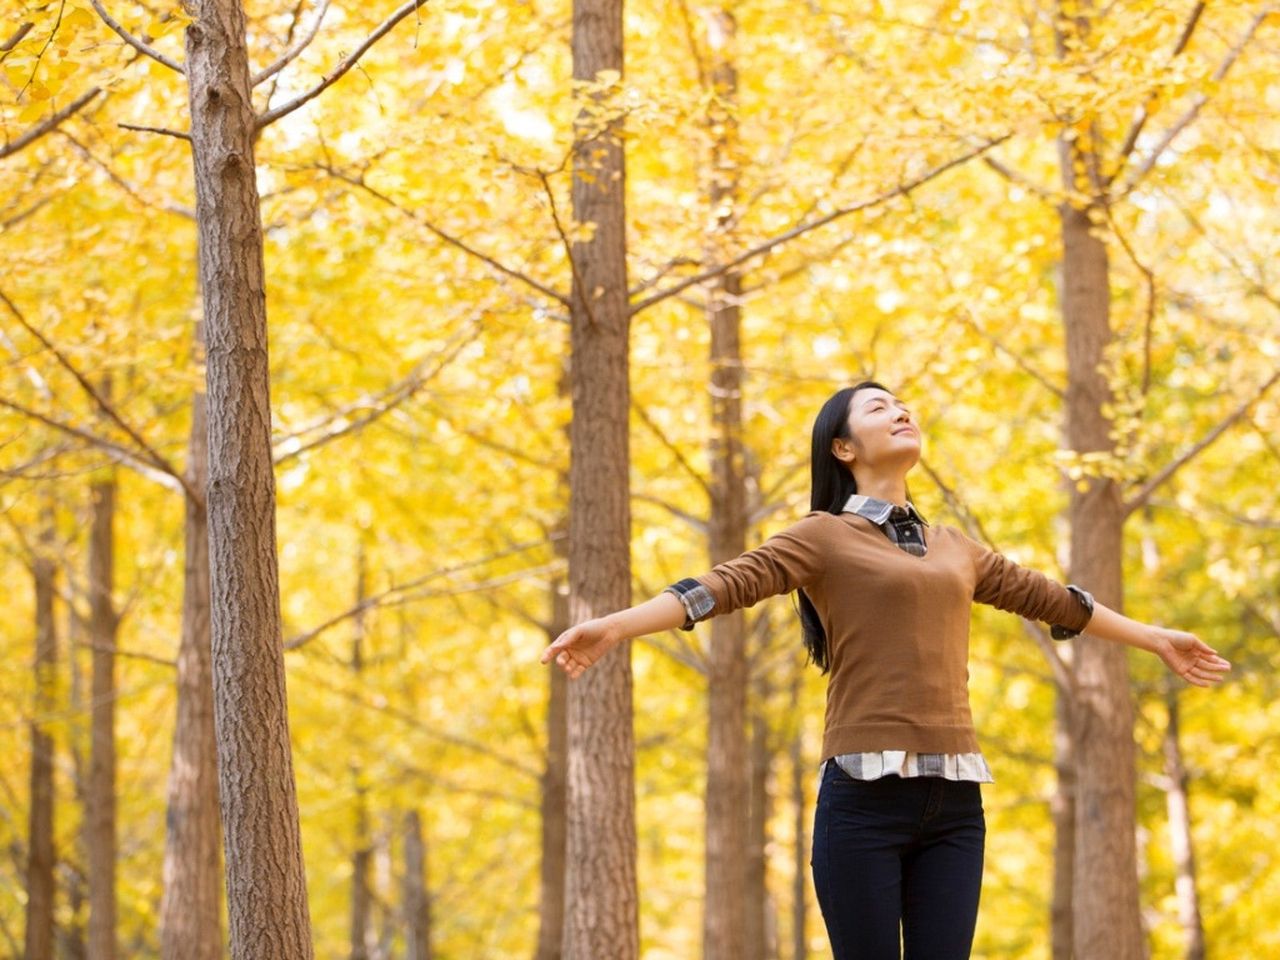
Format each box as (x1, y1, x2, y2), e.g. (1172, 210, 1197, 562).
(0, 87, 102, 160)
(1107, 1, 1207, 180)
(536, 167, 597, 327)
(1, 22, 34, 54)
(979, 153, 1056, 203)
(256, 0, 428, 127)
(252, 0, 331, 87)
(632, 492, 708, 536)
(1102, 204, 1158, 395)
(293, 665, 543, 778)
(321, 162, 569, 305)
(1123, 368, 1280, 516)
(630, 396, 713, 500)
(88, 0, 184, 74)
(116, 122, 190, 141)
(57, 130, 195, 218)
(0, 397, 184, 493)
(629, 134, 1012, 316)
(273, 314, 484, 464)
(0, 286, 195, 499)
(285, 557, 565, 652)
(1115, 5, 1272, 199)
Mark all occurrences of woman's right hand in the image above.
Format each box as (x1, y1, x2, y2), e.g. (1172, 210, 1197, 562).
(540, 617, 621, 679)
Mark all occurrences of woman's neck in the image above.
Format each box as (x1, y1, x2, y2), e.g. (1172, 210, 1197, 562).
(852, 471, 908, 507)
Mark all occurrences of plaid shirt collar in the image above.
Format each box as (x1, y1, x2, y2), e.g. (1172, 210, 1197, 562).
(841, 493, 929, 526)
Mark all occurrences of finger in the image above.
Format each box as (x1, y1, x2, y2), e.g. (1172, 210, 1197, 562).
(541, 629, 579, 663)
(1187, 665, 1226, 684)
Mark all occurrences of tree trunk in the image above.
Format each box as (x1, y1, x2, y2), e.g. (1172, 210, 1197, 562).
(1163, 690, 1206, 960)
(87, 472, 118, 960)
(351, 551, 372, 960)
(745, 685, 773, 960)
(1050, 680, 1075, 960)
(182, 0, 314, 952)
(160, 386, 224, 960)
(374, 821, 394, 960)
(789, 678, 807, 960)
(535, 528, 569, 960)
(67, 601, 88, 960)
(1059, 192, 1142, 958)
(700, 10, 750, 959)
(563, 2, 638, 956)
(350, 801, 372, 960)
(403, 810, 431, 960)
(25, 507, 57, 960)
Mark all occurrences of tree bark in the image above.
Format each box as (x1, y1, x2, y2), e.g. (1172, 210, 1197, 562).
(562, 2, 638, 956)
(67, 602, 88, 960)
(350, 800, 372, 960)
(745, 683, 774, 960)
(403, 810, 431, 960)
(351, 551, 372, 960)
(1059, 192, 1142, 958)
(789, 678, 807, 960)
(182, 0, 314, 953)
(160, 386, 224, 960)
(700, 10, 750, 959)
(87, 473, 118, 960)
(535, 525, 569, 960)
(25, 507, 57, 960)
(373, 820, 394, 960)
(1163, 690, 1206, 960)
(1050, 680, 1075, 960)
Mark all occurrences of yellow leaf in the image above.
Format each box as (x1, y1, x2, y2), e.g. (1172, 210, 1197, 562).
(61, 7, 96, 31)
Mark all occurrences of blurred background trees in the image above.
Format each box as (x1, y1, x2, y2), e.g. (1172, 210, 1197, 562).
(2, 0, 1277, 956)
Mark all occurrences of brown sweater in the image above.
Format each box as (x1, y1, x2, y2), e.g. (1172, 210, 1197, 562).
(690, 510, 1091, 759)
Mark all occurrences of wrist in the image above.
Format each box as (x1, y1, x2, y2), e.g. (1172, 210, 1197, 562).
(599, 613, 628, 648)
(1143, 625, 1169, 656)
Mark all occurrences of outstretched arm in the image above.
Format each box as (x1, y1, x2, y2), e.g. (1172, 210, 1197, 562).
(1084, 602, 1231, 687)
(539, 592, 687, 680)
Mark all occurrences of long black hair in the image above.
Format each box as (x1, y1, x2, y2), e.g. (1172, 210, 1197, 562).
(795, 380, 890, 673)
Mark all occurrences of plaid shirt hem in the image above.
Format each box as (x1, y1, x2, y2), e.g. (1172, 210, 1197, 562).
(820, 751, 995, 787)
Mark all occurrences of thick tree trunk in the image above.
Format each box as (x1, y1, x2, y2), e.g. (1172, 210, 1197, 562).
(703, 224, 749, 960)
(701, 10, 750, 959)
(1059, 195, 1142, 958)
(25, 511, 58, 960)
(562, 2, 638, 956)
(160, 387, 223, 960)
(87, 474, 118, 960)
(403, 810, 431, 960)
(182, 0, 314, 954)
(535, 532, 569, 960)
(1163, 690, 1206, 960)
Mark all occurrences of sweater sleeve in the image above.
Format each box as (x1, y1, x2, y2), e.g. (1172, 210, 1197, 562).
(959, 531, 1094, 636)
(663, 511, 833, 631)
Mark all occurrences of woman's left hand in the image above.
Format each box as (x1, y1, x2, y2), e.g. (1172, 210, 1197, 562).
(1153, 628, 1231, 687)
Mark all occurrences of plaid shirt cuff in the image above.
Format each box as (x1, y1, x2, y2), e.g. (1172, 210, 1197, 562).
(1050, 585, 1095, 640)
(663, 577, 716, 631)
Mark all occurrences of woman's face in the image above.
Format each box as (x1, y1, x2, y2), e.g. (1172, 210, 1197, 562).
(833, 387, 921, 471)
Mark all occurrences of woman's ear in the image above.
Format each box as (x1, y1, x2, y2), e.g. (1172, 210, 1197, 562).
(831, 437, 854, 465)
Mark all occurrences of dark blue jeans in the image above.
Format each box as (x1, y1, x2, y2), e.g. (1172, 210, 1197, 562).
(811, 760, 986, 959)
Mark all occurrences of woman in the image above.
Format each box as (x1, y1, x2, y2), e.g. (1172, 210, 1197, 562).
(539, 381, 1229, 959)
